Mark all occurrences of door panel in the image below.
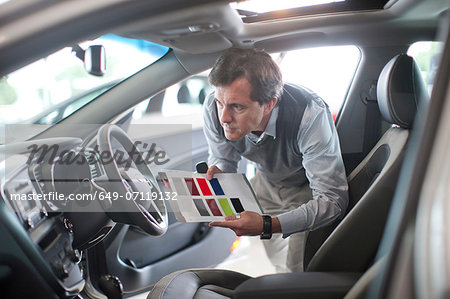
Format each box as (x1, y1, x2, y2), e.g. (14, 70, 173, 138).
(103, 224, 236, 294)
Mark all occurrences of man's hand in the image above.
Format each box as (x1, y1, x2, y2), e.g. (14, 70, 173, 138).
(206, 165, 224, 180)
(209, 211, 263, 236)
(209, 211, 282, 236)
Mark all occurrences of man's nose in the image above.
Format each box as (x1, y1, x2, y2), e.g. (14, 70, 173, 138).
(219, 106, 232, 123)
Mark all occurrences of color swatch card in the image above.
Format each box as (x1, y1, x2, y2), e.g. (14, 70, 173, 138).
(157, 171, 262, 222)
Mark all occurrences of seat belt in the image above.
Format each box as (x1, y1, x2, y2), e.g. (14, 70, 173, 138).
(362, 81, 381, 155)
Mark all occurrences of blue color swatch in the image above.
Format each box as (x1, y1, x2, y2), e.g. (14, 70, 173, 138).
(209, 178, 225, 195)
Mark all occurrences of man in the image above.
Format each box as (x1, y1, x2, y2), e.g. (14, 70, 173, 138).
(204, 48, 348, 273)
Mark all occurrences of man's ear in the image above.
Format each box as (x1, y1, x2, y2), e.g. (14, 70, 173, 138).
(264, 98, 277, 114)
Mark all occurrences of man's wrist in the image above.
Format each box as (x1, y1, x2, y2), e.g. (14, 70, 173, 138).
(272, 217, 282, 233)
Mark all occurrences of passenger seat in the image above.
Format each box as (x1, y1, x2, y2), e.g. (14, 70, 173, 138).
(305, 53, 428, 273)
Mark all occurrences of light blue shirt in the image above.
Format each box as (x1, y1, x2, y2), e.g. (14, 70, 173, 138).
(203, 91, 349, 237)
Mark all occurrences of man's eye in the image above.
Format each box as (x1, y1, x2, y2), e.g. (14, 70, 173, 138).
(233, 105, 245, 112)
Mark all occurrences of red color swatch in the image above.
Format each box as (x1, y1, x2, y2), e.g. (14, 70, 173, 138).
(206, 199, 223, 216)
(184, 178, 200, 196)
(196, 178, 212, 196)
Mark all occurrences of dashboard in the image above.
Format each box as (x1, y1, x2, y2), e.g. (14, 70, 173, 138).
(0, 137, 114, 298)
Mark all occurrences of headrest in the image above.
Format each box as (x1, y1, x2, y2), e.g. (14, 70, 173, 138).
(377, 54, 428, 129)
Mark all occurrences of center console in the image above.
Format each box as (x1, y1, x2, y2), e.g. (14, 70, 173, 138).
(1, 162, 85, 298)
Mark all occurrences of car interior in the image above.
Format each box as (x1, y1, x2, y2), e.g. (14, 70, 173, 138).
(147, 51, 428, 299)
(0, 0, 449, 299)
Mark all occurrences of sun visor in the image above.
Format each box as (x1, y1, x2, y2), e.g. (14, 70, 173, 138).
(164, 32, 232, 54)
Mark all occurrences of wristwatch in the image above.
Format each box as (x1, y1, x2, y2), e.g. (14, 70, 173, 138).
(260, 215, 272, 240)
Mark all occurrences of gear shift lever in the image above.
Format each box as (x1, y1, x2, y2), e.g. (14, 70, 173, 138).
(98, 274, 123, 299)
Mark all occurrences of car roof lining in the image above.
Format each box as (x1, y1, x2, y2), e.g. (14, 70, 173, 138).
(113, 0, 443, 56)
(0, 0, 446, 77)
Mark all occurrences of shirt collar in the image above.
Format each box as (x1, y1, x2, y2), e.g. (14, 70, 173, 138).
(265, 106, 278, 138)
(248, 106, 279, 143)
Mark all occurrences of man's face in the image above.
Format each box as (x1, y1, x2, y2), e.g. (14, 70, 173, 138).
(215, 77, 275, 141)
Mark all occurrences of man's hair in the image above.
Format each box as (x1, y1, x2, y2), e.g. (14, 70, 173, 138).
(208, 48, 283, 105)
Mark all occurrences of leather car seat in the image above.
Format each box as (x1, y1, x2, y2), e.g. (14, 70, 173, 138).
(147, 53, 428, 299)
(305, 53, 427, 274)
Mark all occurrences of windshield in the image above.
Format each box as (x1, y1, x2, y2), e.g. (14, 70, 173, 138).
(0, 34, 168, 130)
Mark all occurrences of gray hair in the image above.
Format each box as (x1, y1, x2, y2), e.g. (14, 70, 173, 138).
(208, 48, 283, 105)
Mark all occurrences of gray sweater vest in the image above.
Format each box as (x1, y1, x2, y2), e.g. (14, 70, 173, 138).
(216, 84, 311, 187)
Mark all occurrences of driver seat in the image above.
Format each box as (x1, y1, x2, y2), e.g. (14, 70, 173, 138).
(147, 53, 428, 299)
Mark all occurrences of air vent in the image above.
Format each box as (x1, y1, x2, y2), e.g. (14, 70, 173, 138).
(84, 150, 104, 179)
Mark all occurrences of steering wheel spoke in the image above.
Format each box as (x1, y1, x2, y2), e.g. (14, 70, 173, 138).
(97, 124, 168, 236)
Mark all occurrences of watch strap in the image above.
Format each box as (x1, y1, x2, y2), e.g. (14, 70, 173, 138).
(260, 215, 272, 239)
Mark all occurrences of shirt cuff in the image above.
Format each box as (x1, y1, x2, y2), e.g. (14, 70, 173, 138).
(277, 209, 307, 238)
(208, 159, 238, 173)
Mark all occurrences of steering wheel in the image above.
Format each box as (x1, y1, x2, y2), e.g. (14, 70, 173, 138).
(96, 124, 167, 236)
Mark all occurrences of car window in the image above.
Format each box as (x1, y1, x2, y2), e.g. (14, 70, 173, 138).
(0, 34, 169, 126)
(407, 41, 443, 95)
(276, 45, 361, 120)
(132, 74, 212, 129)
(162, 74, 212, 116)
(132, 46, 360, 128)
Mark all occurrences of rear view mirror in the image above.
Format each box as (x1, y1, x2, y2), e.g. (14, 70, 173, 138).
(84, 45, 106, 76)
(72, 44, 106, 77)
